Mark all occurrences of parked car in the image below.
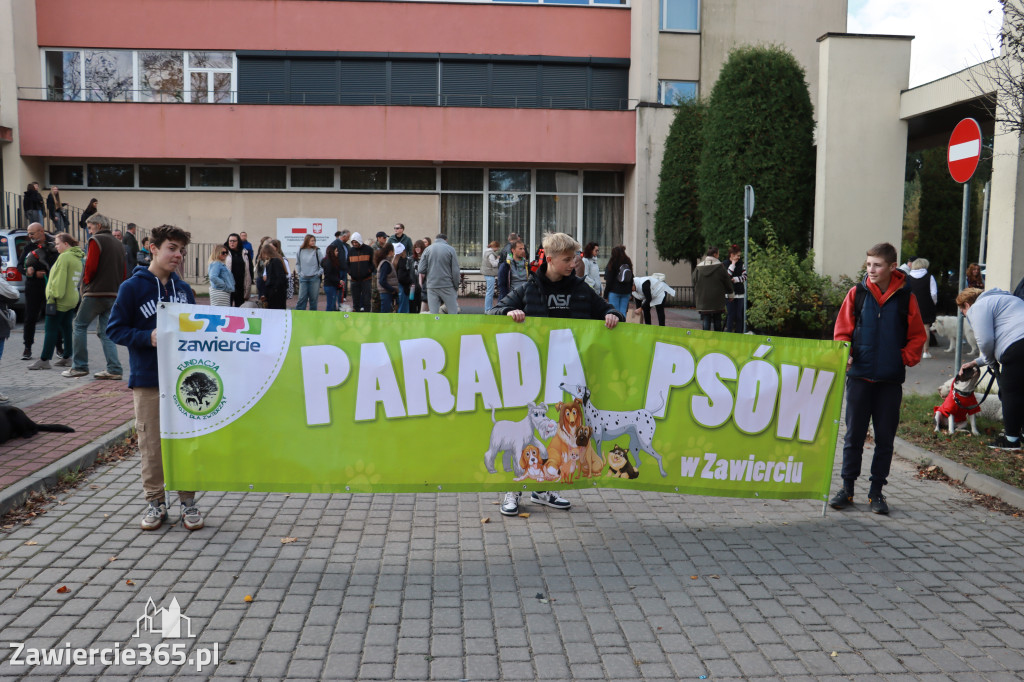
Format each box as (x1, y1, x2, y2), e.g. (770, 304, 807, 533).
(0, 229, 30, 314)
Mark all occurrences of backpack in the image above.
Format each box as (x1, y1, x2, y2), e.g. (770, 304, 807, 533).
(617, 262, 633, 285)
(529, 247, 546, 274)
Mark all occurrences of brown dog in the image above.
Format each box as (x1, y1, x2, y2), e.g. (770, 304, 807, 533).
(544, 399, 584, 480)
(576, 425, 604, 478)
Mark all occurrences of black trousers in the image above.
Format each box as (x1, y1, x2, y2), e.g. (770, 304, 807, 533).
(999, 338, 1024, 438)
(22, 279, 46, 349)
(841, 377, 903, 490)
(700, 312, 723, 331)
(350, 279, 372, 312)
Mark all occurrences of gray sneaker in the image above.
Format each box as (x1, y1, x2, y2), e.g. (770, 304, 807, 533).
(140, 501, 167, 531)
(0, 392, 9, 403)
(500, 492, 521, 516)
(531, 491, 571, 510)
(180, 499, 204, 531)
(53, 356, 71, 367)
(27, 359, 51, 370)
(94, 371, 123, 380)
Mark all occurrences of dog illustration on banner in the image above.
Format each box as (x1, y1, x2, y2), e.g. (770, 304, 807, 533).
(513, 445, 547, 482)
(560, 382, 667, 477)
(484, 402, 558, 477)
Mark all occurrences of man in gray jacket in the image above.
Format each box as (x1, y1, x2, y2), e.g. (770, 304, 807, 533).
(418, 233, 461, 314)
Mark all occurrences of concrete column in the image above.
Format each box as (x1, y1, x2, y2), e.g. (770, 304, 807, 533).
(984, 58, 1024, 291)
(813, 34, 912, 279)
(0, 0, 43, 198)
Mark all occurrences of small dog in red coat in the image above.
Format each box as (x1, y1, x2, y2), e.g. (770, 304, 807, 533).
(934, 365, 982, 436)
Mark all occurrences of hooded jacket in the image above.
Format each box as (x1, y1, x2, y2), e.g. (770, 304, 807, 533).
(965, 288, 1024, 366)
(489, 264, 623, 321)
(107, 266, 195, 388)
(693, 256, 733, 313)
(45, 245, 85, 312)
(834, 268, 927, 383)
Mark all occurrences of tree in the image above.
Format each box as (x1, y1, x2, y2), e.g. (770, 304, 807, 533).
(977, 0, 1024, 135)
(653, 99, 707, 267)
(698, 45, 816, 253)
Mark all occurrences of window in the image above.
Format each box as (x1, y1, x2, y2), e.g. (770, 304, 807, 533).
(661, 0, 699, 31)
(441, 168, 483, 192)
(187, 51, 234, 103)
(390, 167, 436, 191)
(536, 170, 579, 237)
(139, 165, 186, 188)
(658, 80, 698, 105)
(45, 51, 80, 101)
(583, 171, 624, 194)
(240, 166, 286, 189)
(48, 165, 84, 187)
(139, 51, 184, 102)
(441, 194, 485, 264)
(190, 166, 234, 188)
(88, 164, 135, 188)
(582, 196, 623, 267)
(339, 167, 387, 190)
(85, 50, 133, 102)
(291, 167, 335, 189)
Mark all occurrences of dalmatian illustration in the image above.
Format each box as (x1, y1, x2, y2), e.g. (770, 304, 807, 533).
(559, 382, 667, 477)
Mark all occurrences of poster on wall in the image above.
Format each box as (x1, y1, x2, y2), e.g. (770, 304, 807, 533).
(276, 218, 338, 258)
(158, 303, 848, 502)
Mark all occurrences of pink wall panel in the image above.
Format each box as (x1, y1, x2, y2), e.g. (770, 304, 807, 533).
(18, 101, 636, 166)
(36, 0, 630, 58)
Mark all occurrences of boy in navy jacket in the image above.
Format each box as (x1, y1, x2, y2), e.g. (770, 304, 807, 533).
(107, 225, 199, 531)
(830, 242, 926, 515)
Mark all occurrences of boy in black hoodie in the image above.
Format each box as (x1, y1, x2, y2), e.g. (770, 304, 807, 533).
(489, 232, 623, 516)
(107, 225, 199, 531)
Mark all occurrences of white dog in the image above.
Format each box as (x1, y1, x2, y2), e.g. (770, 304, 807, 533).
(560, 382, 667, 477)
(932, 315, 978, 356)
(483, 402, 557, 477)
(933, 366, 983, 436)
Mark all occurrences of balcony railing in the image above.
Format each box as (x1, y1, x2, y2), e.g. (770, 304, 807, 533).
(20, 88, 633, 111)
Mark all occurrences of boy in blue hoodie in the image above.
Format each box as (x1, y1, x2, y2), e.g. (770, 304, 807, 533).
(107, 225, 199, 531)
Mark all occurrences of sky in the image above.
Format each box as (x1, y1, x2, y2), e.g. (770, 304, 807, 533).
(848, 0, 1004, 87)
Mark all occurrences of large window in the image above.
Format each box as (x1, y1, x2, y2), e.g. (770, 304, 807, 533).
(658, 80, 698, 105)
(661, 0, 699, 31)
(43, 50, 236, 103)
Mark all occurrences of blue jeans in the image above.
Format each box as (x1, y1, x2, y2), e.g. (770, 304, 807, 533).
(324, 285, 339, 312)
(484, 275, 496, 312)
(608, 292, 630, 316)
(396, 285, 410, 314)
(380, 291, 397, 313)
(296, 276, 320, 310)
(73, 296, 121, 374)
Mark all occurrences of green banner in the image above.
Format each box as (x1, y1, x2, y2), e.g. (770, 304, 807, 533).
(158, 304, 847, 501)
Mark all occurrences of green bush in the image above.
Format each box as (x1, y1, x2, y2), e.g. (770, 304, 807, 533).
(746, 224, 850, 338)
(654, 99, 707, 267)
(699, 45, 815, 254)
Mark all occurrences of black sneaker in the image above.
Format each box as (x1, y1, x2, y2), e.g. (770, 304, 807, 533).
(868, 492, 889, 515)
(531, 491, 571, 510)
(500, 492, 521, 516)
(829, 487, 853, 509)
(988, 435, 1022, 451)
(20, 348, 31, 360)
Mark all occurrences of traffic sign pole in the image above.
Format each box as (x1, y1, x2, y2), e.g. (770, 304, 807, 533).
(743, 185, 754, 334)
(947, 118, 982, 373)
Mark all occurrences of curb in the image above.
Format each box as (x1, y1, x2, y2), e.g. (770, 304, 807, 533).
(894, 436, 1024, 511)
(0, 419, 136, 517)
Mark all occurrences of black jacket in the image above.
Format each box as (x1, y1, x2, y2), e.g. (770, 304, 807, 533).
(23, 189, 44, 213)
(122, 231, 140, 271)
(19, 236, 58, 285)
(489, 264, 624, 321)
(347, 244, 375, 281)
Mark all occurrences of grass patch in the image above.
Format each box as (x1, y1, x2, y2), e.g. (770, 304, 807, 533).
(899, 393, 1024, 489)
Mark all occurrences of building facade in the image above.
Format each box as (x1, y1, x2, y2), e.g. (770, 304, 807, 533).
(1, 0, 847, 281)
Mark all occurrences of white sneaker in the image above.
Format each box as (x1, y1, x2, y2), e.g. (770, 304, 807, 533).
(0, 392, 9, 403)
(531, 491, 571, 510)
(180, 499, 204, 531)
(922, 352, 932, 359)
(500, 492, 521, 516)
(140, 501, 167, 531)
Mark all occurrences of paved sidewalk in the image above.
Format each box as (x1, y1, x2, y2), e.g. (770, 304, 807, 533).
(1, 304, 1022, 680)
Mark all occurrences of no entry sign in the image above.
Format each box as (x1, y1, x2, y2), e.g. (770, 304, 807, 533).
(947, 118, 982, 184)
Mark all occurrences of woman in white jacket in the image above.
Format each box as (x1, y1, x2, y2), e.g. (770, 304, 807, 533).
(574, 242, 602, 296)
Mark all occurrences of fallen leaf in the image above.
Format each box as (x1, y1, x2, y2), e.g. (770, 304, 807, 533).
(56, 585, 69, 594)
(243, 595, 253, 603)
(280, 537, 297, 544)
(480, 518, 490, 524)
(539, 599, 549, 604)
(24, 541, 37, 546)
(830, 651, 838, 657)
(103, 513, 108, 517)
(89, 485, 101, 489)
(22, 520, 31, 526)
(125, 580, 135, 586)
(109, 556, 117, 562)
(517, 512, 530, 518)
(690, 576, 698, 580)
(709, 574, 720, 579)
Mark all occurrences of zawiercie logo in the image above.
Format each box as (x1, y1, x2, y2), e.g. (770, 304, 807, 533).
(179, 313, 262, 335)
